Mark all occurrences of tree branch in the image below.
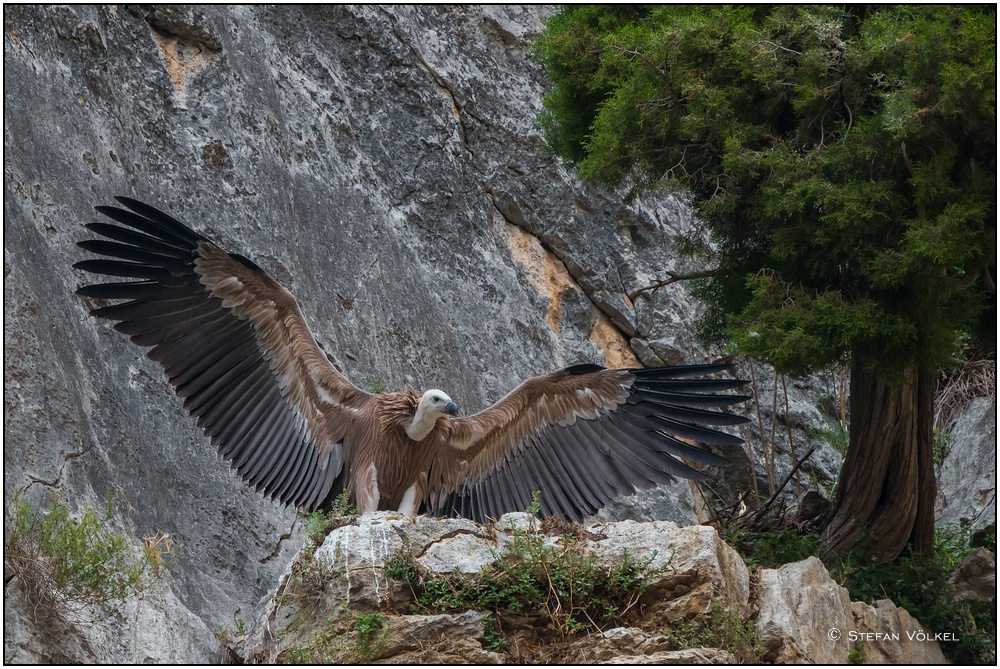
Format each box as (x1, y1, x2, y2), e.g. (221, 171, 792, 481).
(628, 269, 717, 301)
(752, 447, 817, 522)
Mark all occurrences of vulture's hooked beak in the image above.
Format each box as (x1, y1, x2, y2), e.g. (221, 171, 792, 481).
(444, 401, 459, 417)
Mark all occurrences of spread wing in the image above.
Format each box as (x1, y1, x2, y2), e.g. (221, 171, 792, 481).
(427, 363, 748, 522)
(74, 197, 371, 511)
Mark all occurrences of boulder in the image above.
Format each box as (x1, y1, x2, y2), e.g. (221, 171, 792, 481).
(949, 547, 996, 603)
(755, 556, 946, 664)
(584, 521, 750, 622)
(365, 611, 502, 664)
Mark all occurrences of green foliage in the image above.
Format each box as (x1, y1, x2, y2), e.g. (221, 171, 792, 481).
(352, 613, 385, 647)
(932, 429, 952, 472)
(283, 613, 387, 664)
(536, 5, 996, 378)
(370, 376, 385, 394)
(977, 530, 996, 554)
(4, 494, 159, 621)
(525, 490, 542, 516)
(661, 604, 762, 663)
(848, 642, 866, 664)
(831, 526, 996, 664)
(725, 525, 823, 568)
(481, 616, 507, 653)
(383, 552, 422, 586)
(304, 492, 357, 546)
(384, 530, 661, 636)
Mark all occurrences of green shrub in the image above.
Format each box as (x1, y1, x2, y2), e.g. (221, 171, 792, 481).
(662, 604, 761, 663)
(848, 642, 866, 664)
(832, 527, 996, 665)
(481, 616, 507, 653)
(385, 529, 661, 636)
(725, 525, 823, 568)
(352, 613, 385, 646)
(4, 494, 160, 622)
(303, 492, 357, 547)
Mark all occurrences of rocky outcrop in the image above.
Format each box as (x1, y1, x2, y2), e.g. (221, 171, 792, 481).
(949, 547, 996, 603)
(581, 520, 750, 622)
(240, 513, 948, 665)
(755, 557, 947, 664)
(936, 397, 997, 540)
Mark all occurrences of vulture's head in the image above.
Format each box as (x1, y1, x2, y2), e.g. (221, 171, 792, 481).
(421, 389, 459, 417)
(406, 389, 459, 441)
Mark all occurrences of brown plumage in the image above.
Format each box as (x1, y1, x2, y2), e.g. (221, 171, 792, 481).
(74, 198, 749, 522)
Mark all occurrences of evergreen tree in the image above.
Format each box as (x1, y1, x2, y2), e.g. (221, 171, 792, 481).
(536, 5, 996, 561)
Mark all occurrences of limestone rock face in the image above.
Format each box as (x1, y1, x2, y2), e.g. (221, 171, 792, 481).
(2, 578, 219, 664)
(583, 521, 750, 622)
(606, 648, 737, 665)
(936, 397, 997, 539)
(372, 612, 503, 664)
(5, 5, 726, 661)
(755, 557, 947, 664)
(568, 626, 735, 665)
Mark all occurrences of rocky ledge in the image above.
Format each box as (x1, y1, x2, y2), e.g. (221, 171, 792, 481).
(236, 512, 947, 664)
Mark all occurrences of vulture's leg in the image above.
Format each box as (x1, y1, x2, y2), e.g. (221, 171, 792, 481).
(354, 463, 380, 514)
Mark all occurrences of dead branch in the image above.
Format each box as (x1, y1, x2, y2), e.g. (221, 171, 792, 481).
(628, 269, 717, 301)
(752, 447, 817, 522)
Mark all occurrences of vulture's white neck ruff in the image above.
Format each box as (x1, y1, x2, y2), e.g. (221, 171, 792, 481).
(406, 397, 441, 441)
(406, 390, 451, 441)
(405, 405, 437, 441)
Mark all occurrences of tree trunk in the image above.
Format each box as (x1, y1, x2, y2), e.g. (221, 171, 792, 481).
(822, 364, 935, 563)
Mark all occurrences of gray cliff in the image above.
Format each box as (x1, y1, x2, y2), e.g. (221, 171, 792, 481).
(3, 5, 722, 661)
(4, 5, 990, 664)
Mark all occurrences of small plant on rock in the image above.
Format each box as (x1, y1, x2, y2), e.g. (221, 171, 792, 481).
(384, 525, 661, 637)
(303, 492, 357, 547)
(4, 493, 162, 623)
(282, 613, 387, 664)
(659, 603, 761, 663)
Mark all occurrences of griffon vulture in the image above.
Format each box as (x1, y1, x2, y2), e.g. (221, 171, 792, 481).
(74, 197, 749, 522)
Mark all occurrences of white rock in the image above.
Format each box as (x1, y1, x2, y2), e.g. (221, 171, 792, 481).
(585, 520, 750, 621)
(497, 511, 540, 532)
(755, 556, 946, 664)
(936, 397, 997, 537)
(313, 512, 491, 606)
(607, 648, 736, 664)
